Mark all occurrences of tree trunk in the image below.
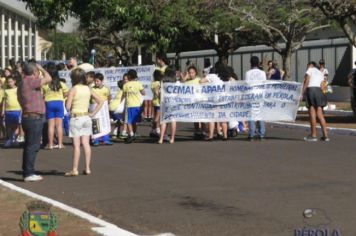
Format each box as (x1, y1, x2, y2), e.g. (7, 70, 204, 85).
(340, 21, 356, 47)
(282, 51, 292, 81)
(216, 48, 229, 66)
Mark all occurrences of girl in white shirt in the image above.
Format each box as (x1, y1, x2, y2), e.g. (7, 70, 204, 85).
(302, 61, 329, 142)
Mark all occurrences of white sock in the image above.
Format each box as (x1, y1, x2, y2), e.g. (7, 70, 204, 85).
(129, 132, 134, 137)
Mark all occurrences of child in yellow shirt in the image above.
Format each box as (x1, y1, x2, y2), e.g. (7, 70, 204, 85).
(150, 70, 164, 138)
(109, 74, 128, 138)
(42, 71, 68, 149)
(2, 77, 21, 147)
(122, 69, 145, 143)
(91, 73, 112, 146)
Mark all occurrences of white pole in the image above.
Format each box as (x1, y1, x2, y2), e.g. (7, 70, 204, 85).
(7, 15, 12, 60)
(352, 45, 356, 69)
(1, 10, 5, 68)
(14, 18, 19, 62)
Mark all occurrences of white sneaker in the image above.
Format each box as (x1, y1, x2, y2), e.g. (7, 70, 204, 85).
(24, 175, 43, 182)
(17, 136, 25, 143)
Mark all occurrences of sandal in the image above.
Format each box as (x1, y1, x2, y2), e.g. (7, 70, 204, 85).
(57, 144, 66, 149)
(82, 170, 91, 175)
(64, 170, 79, 177)
(44, 145, 53, 150)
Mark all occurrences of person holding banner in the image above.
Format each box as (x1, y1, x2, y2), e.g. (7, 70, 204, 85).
(122, 69, 145, 144)
(158, 66, 177, 144)
(91, 73, 113, 146)
(182, 65, 205, 139)
(65, 68, 103, 176)
(200, 72, 228, 141)
(150, 70, 164, 138)
(109, 78, 127, 138)
(302, 62, 329, 142)
(245, 56, 267, 141)
(85, 71, 96, 88)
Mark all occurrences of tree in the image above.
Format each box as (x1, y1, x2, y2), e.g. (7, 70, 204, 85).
(229, 0, 330, 80)
(195, 0, 262, 65)
(47, 31, 85, 60)
(310, 0, 356, 46)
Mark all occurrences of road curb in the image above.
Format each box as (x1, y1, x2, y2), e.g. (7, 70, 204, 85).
(0, 179, 138, 236)
(270, 122, 356, 136)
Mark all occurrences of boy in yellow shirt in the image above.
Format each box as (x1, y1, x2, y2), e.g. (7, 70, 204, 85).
(122, 69, 145, 143)
(150, 70, 164, 138)
(91, 73, 112, 146)
(2, 77, 21, 147)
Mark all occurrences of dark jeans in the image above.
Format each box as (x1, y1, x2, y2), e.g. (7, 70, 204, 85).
(22, 117, 44, 177)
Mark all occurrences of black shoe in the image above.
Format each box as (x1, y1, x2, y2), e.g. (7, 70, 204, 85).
(258, 136, 265, 141)
(125, 136, 135, 144)
(247, 136, 254, 141)
(222, 137, 228, 141)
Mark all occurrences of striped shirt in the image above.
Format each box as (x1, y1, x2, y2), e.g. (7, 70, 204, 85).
(17, 75, 45, 114)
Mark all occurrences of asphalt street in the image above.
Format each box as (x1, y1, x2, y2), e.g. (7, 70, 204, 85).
(0, 124, 355, 236)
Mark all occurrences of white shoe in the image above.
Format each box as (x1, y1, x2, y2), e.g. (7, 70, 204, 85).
(24, 175, 43, 182)
(17, 136, 25, 143)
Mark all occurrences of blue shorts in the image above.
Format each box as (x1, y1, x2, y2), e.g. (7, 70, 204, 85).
(5, 111, 21, 124)
(125, 107, 141, 125)
(46, 100, 64, 120)
(110, 111, 122, 121)
(154, 106, 160, 112)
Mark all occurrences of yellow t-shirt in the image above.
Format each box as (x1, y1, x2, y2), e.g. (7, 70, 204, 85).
(91, 86, 110, 103)
(123, 80, 144, 108)
(42, 82, 68, 102)
(184, 77, 201, 85)
(71, 85, 90, 114)
(109, 90, 123, 111)
(4, 87, 21, 111)
(156, 65, 167, 73)
(151, 81, 160, 107)
(0, 89, 4, 108)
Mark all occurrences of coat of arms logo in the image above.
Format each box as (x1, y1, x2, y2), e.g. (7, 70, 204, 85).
(19, 200, 57, 236)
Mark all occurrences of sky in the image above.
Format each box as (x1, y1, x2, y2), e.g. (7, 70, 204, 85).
(0, 0, 79, 32)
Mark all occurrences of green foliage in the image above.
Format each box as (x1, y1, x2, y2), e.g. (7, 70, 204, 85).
(21, 0, 73, 29)
(47, 31, 85, 59)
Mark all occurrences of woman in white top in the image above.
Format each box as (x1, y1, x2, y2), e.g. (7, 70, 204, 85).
(302, 62, 329, 142)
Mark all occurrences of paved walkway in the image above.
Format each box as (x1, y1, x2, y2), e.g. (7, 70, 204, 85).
(1, 125, 355, 236)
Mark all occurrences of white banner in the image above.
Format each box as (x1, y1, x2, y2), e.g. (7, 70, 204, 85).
(160, 81, 302, 122)
(90, 101, 111, 139)
(59, 65, 155, 100)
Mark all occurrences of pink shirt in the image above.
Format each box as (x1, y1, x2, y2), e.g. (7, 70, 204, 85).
(17, 75, 45, 114)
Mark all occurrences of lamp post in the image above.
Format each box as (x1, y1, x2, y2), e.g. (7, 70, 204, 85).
(90, 49, 96, 65)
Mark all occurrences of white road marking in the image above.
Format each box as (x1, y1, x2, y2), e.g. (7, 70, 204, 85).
(0, 179, 137, 236)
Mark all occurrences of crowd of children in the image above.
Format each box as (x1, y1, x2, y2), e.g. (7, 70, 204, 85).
(0, 55, 332, 149)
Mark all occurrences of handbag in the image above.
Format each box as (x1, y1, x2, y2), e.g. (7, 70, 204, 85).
(321, 81, 327, 94)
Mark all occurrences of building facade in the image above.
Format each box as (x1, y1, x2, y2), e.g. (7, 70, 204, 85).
(0, 0, 38, 69)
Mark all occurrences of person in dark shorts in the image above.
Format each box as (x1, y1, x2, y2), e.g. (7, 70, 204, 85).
(302, 61, 329, 142)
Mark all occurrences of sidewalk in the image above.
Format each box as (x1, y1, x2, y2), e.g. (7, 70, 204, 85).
(271, 102, 356, 135)
(0, 186, 99, 236)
